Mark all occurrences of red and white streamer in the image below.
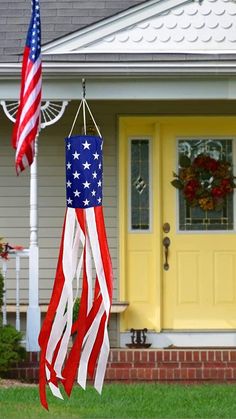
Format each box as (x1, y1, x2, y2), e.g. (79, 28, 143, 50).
(38, 206, 112, 410)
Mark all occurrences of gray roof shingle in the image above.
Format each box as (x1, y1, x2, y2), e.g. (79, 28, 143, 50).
(0, 0, 147, 62)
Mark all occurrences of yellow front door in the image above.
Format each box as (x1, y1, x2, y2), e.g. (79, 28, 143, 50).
(119, 116, 236, 332)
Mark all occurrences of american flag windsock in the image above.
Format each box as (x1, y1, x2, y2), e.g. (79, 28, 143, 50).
(12, 0, 42, 175)
(38, 135, 113, 410)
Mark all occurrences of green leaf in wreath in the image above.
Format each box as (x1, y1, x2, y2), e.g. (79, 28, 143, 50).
(179, 154, 191, 168)
(214, 198, 224, 212)
(171, 179, 183, 189)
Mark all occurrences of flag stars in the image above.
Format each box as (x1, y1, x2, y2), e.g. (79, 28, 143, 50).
(97, 197, 102, 204)
(67, 198, 73, 206)
(83, 181, 91, 189)
(66, 180, 72, 188)
(67, 143, 71, 150)
(82, 141, 91, 150)
(73, 190, 81, 197)
(99, 163, 102, 170)
(72, 150, 80, 160)
(92, 171, 97, 179)
(83, 199, 90, 206)
(67, 162, 71, 170)
(93, 152, 99, 160)
(91, 190, 96, 197)
(98, 180, 102, 187)
(73, 171, 80, 179)
(83, 161, 91, 170)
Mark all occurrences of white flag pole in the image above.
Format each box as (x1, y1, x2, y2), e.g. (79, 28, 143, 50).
(26, 133, 40, 351)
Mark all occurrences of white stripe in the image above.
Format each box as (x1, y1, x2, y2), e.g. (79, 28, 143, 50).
(23, 56, 41, 97)
(94, 326, 110, 393)
(85, 208, 110, 314)
(15, 99, 41, 161)
(16, 75, 41, 150)
(85, 233, 93, 313)
(77, 303, 105, 389)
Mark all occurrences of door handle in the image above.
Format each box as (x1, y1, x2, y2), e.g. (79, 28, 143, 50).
(163, 236, 171, 271)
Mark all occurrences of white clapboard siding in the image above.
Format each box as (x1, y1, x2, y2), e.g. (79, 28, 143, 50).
(0, 101, 119, 305)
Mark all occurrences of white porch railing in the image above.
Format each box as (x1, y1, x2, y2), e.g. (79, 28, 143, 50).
(1, 249, 30, 332)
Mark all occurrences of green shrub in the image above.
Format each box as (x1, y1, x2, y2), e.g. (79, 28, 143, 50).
(73, 297, 80, 323)
(0, 324, 26, 375)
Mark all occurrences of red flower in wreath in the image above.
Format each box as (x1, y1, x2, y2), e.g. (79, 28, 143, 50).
(171, 153, 236, 211)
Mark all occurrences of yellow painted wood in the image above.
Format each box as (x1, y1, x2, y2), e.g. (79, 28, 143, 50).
(119, 116, 236, 331)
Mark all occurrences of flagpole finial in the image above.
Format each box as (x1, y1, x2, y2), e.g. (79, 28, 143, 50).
(82, 78, 86, 99)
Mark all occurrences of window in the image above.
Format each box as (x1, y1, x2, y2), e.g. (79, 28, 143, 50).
(178, 138, 234, 231)
(130, 139, 150, 231)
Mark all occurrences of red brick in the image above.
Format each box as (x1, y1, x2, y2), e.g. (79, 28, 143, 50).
(180, 369, 188, 379)
(120, 351, 127, 362)
(200, 351, 207, 362)
(130, 368, 138, 379)
(126, 350, 134, 363)
(166, 369, 174, 380)
(204, 362, 224, 368)
(185, 351, 193, 362)
(230, 351, 236, 362)
(208, 351, 215, 362)
(196, 369, 203, 379)
(134, 351, 141, 362)
(141, 351, 148, 363)
(187, 369, 196, 380)
(115, 368, 130, 380)
(158, 362, 179, 369)
(152, 368, 159, 380)
(137, 368, 145, 379)
(159, 368, 167, 380)
(225, 368, 233, 379)
(137, 362, 155, 368)
(174, 369, 181, 380)
(215, 351, 222, 361)
(164, 351, 171, 362)
(203, 369, 211, 379)
(227, 362, 236, 368)
(193, 351, 200, 362)
(210, 369, 218, 379)
(149, 351, 156, 363)
(178, 351, 185, 362)
(216, 369, 225, 380)
(232, 369, 236, 379)
(222, 351, 229, 362)
(105, 368, 116, 380)
(144, 368, 152, 380)
(181, 362, 202, 369)
(112, 350, 119, 362)
(110, 362, 132, 368)
(170, 351, 178, 362)
(156, 351, 163, 362)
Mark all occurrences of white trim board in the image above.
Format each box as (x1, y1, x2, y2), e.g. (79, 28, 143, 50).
(120, 331, 236, 348)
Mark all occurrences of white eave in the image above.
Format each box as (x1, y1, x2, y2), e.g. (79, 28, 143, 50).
(2, 60, 236, 77)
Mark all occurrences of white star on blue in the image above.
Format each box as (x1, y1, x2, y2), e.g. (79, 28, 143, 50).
(27, 0, 41, 63)
(65, 135, 103, 208)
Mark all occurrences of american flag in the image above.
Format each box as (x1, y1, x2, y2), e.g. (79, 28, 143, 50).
(39, 135, 113, 409)
(12, 0, 42, 175)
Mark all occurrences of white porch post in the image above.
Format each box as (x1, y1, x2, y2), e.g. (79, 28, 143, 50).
(26, 134, 40, 351)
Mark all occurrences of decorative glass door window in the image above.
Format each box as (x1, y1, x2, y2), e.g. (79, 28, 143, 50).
(130, 139, 150, 231)
(178, 139, 234, 231)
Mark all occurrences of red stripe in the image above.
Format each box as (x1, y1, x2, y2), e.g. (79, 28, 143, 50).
(38, 211, 67, 410)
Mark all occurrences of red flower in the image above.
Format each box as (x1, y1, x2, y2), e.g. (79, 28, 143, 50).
(211, 187, 225, 198)
(184, 179, 199, 200)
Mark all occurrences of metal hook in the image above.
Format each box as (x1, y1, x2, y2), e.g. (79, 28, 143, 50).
(82, 78, 86, 99)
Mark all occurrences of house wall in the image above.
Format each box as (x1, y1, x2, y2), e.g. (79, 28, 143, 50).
(1, 99, 236, 306)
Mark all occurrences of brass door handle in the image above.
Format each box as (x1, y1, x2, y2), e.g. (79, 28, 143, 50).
(163, 236, 171, 271)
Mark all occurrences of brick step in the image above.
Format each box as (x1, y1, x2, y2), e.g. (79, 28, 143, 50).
(6, 349, 236, 383)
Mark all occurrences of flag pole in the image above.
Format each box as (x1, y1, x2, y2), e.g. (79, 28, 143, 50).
(26, 133, 40, 351)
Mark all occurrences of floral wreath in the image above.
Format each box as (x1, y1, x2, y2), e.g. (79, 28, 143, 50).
(171, 154, 236, 211)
